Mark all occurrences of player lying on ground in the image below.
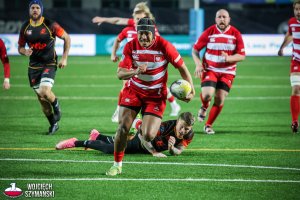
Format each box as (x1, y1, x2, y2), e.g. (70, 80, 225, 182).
(56, 112, 195, 157)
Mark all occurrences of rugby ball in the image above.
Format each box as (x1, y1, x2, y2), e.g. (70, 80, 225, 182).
(170, 79, 192, 100)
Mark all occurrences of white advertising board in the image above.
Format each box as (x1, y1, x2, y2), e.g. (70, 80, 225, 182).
(0, 34, 96, 56)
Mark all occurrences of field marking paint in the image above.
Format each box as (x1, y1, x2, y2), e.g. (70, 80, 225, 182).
(0, 147, 299, 152)
(11, 84, 290, 89)
(0, 96, 289, 101)
(10, 75, 288, 80)
(0, 177, 299, 183)
(1, 158, 300, 171)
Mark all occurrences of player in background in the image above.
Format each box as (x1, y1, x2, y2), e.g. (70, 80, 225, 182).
(56, 112, 195, 157)
(18, 0, 71, 135)
(0, 38, 10, 90)
(105, 17, 195, 176)
(192, 9, 245, 134)
(278, 0, 300, 133)
(92, 2, 181, 121)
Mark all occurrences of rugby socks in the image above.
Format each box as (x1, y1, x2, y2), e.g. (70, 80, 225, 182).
(200, 93, 210, 109)
(132, 118, 142, 130)
(114, 151, 124, 165)
(46, 114, 55, 125)
(75, 140, 85, 147)
(167, 88, 175, 102)
(167, 95, 175, 103)
(51, 98, 59, 110)
(206, 104, 224, 126)
(290, 95, 300, 122)
(97, 135, 115, 144)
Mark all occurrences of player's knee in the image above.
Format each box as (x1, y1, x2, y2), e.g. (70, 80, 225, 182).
(38, 89, 50, 99)
(203, 94, 212, 101)
(214, 96, 225, 106)
(117, 124, 129, 137)
(143, 132, 155, 142)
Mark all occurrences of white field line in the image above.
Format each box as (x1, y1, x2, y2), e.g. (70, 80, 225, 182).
(1, 158, 300, 171)
(0, 177, 299, 183)
(11, 59, 287, 66)
(10, 84, 290, 89)
(10, 75, 288, 80)
(0, 96, 289, 101)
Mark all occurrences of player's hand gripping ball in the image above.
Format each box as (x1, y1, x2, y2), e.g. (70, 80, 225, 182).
(170, 79, 192, 100)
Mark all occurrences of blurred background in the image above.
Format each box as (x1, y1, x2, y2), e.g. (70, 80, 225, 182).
(0, 0, 293, 56)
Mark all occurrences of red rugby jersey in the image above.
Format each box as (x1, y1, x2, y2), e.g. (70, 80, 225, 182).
(193, 24, 245, 75)
(0, 38, 10, 78)
(289, 17, 300, 62)
(119, 36, 183, 94)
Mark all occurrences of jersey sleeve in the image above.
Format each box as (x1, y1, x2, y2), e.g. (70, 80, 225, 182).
(118, 28, 127, 41)
(161, 38, 183, 68)
(127, 18, 135, 27)
(119, 42, 133, 69)
(51, 22, 65, 37)
(193, 28, 210, 51)
(0, 39, 10, 78)
(18, 21, 29, 47)
(235, 31, 246, 56)
(288, 18, 293, 35)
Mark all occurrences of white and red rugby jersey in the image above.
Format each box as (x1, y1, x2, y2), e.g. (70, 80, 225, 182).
(193, 24, 245, 75)
(119, 36, 183, 93)
(289, 17, 300, 62)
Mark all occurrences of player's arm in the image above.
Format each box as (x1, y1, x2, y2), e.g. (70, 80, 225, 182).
(221, 32, 246, 63)
(111, 37, 122, 62)
(192, 48, 204, 78)
(57, 31, 71, 68)
(221, 52, 245, 63)
(168, 136, 185, 156)
(117, 64, 147, 80)
(169, 144, 185, 156)
(278, 31, 292, 56)
(177, 63, 195, 102)
(18, 46, 32, 56)
(138, 134, 167, 158)
(92, 16, 129, 26)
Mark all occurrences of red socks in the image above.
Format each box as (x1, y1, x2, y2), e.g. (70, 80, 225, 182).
(200, 93, 210, 109)
(290, 95, 300, 122)
(114, 151, 124, 162)
(167, 95, 175, 103)
(206, 104, 223, 126)
(135, 120, 142, 130)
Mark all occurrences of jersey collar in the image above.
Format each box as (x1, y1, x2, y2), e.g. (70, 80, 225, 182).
(30, 16, 44, 27)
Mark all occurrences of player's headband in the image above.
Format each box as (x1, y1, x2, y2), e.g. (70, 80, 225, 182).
(137, 18, 155, 37)
(29, 0, 44, 15)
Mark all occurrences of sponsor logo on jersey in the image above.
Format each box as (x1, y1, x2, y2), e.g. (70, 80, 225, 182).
(155, 55, 162, 62)
(156, 140, 164, 146)
(26, 30, 32, 35)
(154, 106, 160, 112)
(294, 66, 298, 70)
(40, 28, 47, 35)
(133, 54, 139, 60)
(125, 98, 130, 103)
(30, 42, 47, 50)
(43, 68, 50, 74)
